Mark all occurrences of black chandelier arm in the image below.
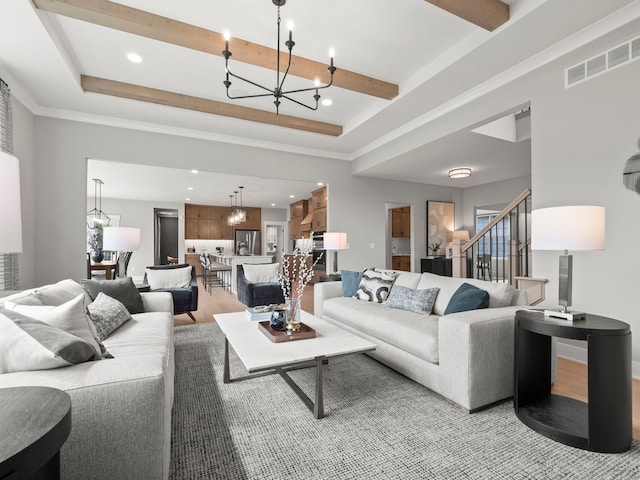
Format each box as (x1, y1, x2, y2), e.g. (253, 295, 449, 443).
(281, 93, 319, 111)
(278, 51, 294, 92)
(225, 66, 275, 95)
(281, 79, 333, 96)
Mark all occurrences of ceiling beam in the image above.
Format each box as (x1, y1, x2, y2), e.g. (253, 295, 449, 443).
(34, 0, 399, 100)
(81, 75, 343, 137)
(425, 0, 509, 31)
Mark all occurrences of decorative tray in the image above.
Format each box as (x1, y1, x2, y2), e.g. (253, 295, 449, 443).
(258, 321, 316, 343)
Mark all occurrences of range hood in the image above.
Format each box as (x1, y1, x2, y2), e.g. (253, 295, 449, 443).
(300, 212, 313, 225)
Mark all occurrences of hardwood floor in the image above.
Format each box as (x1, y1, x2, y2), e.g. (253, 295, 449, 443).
(176, 278, 639, 441)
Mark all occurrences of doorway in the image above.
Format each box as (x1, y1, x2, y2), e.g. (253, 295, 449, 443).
(154, 209, 179, 265)
(386, 203, 413, 272)
(263, 221, 287, 264)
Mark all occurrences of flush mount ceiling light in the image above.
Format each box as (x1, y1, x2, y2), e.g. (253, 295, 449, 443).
(222, 0, 336, 114)
(448, 168, 472, 179)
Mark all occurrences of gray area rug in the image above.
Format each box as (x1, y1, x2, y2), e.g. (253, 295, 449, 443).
(169, 323, 640, 479)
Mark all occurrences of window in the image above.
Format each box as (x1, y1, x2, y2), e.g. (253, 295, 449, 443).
(475, 213, 510, 259)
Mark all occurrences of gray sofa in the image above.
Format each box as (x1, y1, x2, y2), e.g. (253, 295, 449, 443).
(0, 280, 175, 480)
(314, 271, 527, 412)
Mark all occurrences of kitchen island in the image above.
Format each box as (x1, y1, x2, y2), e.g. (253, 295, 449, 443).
(213, 254, 275, 293)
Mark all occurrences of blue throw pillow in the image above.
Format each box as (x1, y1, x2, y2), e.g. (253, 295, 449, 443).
(444, 283, 490, 315)
(341, 270, 363, 297)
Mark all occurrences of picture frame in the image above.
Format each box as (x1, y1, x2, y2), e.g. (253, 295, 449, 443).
(426, 201, 454, 256)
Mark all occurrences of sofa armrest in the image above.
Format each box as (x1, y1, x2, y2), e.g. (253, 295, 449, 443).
(141, 291, 174, 314)
(313, 281, 343, 317)
(438, 305, 521, 411)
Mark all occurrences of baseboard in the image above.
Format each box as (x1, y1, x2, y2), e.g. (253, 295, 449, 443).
(556, 341, 640, 380)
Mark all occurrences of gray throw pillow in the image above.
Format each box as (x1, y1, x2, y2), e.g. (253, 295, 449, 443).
(82, 277, 144, 314)
(87, 293, 132, 341)
(387, 286, 440, 315)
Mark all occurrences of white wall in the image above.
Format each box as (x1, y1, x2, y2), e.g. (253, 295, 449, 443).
(530, 22, 640, 368)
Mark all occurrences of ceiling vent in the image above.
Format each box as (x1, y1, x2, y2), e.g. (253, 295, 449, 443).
(566, 35, 640, 88)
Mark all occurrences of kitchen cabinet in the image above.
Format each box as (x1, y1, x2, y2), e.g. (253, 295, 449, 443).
(392, 206, 410, 238)
(185, 203, 260, 240)
(392, 255, 411, 272)
(311, 186, 327, 209)
(289, 199, 309, 240)
(310, 186, 327, 232)
(185, 253, 200, 275)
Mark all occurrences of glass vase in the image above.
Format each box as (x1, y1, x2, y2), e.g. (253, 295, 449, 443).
(285, 297, 301, 334)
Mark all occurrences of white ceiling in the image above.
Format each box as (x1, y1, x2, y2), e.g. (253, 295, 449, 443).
(2, 0, 639, 204)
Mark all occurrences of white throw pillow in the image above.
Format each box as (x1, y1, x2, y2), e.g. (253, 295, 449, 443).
(5, 294, 103, 358)
(146, 266, 193, 290)
(242, 263, 280, 283)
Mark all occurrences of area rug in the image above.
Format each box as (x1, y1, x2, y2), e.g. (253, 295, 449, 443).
(169, 323, 639, 480)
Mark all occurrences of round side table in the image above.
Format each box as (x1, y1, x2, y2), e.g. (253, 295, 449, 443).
(0, 386, 72, 479)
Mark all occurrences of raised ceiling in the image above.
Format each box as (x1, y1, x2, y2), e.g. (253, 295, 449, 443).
(2, 0, 639, 194)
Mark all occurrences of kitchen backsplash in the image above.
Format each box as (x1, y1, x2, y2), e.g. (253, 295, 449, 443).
(185, 239, 234, 255)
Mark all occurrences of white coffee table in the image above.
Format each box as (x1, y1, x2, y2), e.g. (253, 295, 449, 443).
(215, 310, 376, 419)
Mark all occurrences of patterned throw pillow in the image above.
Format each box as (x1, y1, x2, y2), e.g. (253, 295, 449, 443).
(354, 269, 398, 303)
(0, 308, 99, 374)
(87, 293, 133, 341)
(387, 286, 440, 315)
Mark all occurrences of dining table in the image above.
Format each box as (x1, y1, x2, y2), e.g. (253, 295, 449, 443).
(90, 260, 117, 280)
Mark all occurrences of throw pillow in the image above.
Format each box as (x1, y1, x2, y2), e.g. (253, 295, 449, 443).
(0, 308, 99, 374)
(4, 294, 104, 359)
(82, 277, 145, 314)
(444, 283, 490, 315)
(145, 266, 193, 290)
(354, 269, 398, 303)
(36, 279, 88, 306)
(242, 263, 280, 283)
(87, 293, 133, 341)
(341, 270, 363, 297)
(387, 286, 440, 315)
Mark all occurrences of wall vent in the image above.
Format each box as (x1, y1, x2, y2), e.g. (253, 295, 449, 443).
(566, 35, 640, 88)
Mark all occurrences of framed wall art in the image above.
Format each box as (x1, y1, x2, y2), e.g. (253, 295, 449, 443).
(426, 201, 454, 256)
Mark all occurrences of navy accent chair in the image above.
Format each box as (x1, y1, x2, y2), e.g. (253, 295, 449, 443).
(144, 263, 198, 321)
(236, 263, 284, 308)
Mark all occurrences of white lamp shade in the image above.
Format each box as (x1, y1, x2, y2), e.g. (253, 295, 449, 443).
(323, 232, 348, 250)
(531, 206, 605, 251)
(103, 227, 141, 251)
(450, 230, 470, 241)
(0, 151, 23, 253)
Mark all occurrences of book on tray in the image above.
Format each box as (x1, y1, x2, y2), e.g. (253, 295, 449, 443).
(245, 305, 275, 321)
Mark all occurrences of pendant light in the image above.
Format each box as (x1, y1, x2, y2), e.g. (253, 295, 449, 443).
(236, 186, 246, 223)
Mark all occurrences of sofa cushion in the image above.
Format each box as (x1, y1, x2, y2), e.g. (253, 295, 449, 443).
(416, 272, 516, 315)
(387, 285, 439, 315)
(145, 265, 193, 289)
(341, 270, 363, 297)
(242, 263, 279, 283)
(323, 297, 440, 364)
(444, 283, 490, 315)
(4, 294, 104, 358)
(0, 308, 99, 373)
(82, 277, 145, 314)
(87, 293, 133, 341)
(354, 269, 398, 303)
(392, 272, 423, 290)
(2, 279, 89, 307)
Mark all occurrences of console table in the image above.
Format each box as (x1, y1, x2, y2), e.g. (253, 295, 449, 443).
(514, 310, 632, 453)
(0, 386, 72, 479)
(420, 257, 451, 276)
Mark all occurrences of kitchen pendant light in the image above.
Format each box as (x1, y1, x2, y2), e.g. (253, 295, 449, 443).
(227, 194, 236, 226)
(236, 186, 246, 223)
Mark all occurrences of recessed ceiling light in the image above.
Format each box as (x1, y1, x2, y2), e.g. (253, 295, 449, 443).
(127, 52, 143, 63)
(191, 169, 199, 174)
(271, 203, 276, 207)
(289, 194, 295, 198)
(186, 197, 191, 201)
(187, 187, 194, 191)
(321, 99, 332, 106)
(317, 182, 324, 186)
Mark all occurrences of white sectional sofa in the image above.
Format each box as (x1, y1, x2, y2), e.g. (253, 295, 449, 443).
(0, 279, 175, 480)
(314, 271, 527, 412)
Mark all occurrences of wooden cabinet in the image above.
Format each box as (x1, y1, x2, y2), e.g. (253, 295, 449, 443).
(392, 206, 410, 237)
(310, 186, 327, 232)
(392, 255, 411, 272)
(185, 253, 200, 275)
(185, 203, 260, 240)
(311, 186, 327, 209)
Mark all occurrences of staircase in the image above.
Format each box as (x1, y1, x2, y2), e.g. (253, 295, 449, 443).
(450, 188, 547, 305)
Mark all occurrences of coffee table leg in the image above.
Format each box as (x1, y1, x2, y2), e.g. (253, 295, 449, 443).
(314, 357, 324, 419)
(223, 338, 231, 384)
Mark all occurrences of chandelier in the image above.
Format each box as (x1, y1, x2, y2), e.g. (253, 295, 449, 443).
(87, 178, 110, 227)
(222, 0, 336, 114)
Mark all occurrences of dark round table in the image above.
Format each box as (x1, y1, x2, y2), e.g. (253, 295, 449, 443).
(0, 386, 72, 479)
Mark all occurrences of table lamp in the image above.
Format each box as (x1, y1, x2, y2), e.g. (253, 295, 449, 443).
(323, 232, 348, 274)
(103, 227, 141, 278)
(531, 205, 605, 321)
(0, 151, 22, 290)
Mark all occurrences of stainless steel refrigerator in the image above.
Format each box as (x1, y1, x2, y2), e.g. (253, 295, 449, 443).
(234, 229, 261, 255)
